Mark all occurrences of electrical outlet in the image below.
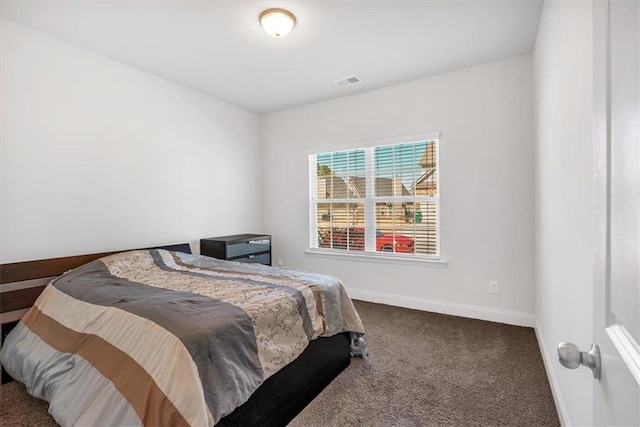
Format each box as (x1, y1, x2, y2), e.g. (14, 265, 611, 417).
(277, 259, 284, 267)
(489, 281, 500, 294)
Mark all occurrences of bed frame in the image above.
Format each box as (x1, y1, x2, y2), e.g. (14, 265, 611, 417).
(0, 245, 351, 426)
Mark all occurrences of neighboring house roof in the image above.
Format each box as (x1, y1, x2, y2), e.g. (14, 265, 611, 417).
(419, 143, 437, 168)
(317, 175, 354, 199)
(354, 177, 411, 197)
(411, 167, 436, 190)
(318, 175, 411, 198)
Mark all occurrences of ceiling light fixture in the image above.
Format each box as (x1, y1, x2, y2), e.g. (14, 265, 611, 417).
(259, 8, 296, 38)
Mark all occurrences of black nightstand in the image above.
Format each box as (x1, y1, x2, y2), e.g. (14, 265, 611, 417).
(200, 234, 271, 266)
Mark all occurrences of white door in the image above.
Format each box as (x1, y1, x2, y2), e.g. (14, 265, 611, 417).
(592, 0, 640, 425)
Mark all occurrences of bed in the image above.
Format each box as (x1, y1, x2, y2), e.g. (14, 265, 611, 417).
(0, 244, 366, 426)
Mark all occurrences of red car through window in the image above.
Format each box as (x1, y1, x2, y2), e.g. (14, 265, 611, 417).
(319, 227, 415, 253)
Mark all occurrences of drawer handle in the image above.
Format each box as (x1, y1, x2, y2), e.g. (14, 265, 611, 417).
(248, 255, 255, 258)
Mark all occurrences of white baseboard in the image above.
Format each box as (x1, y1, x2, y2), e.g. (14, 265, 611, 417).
(348, 288, 535, 327)
(535, 318, 570, 426)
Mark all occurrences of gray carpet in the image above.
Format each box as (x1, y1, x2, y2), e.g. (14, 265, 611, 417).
(290, 301, 559, 426)
(0, 301, 559, 426)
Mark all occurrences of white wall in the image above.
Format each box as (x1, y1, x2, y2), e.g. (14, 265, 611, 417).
(262, 55, 535, 325)
(533, 1, 594, 425)
(0, 19, 262, 263)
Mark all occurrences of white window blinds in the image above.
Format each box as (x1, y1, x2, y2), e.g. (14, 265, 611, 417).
(309, 137, 439, 258)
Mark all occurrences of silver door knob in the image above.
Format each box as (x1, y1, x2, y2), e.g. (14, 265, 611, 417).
(557, 342, 601, 379)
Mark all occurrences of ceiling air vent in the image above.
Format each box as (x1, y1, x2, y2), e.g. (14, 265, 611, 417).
(335, 76, 361, 87)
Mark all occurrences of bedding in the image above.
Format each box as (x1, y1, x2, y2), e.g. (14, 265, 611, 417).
(0, 249, 365, 426)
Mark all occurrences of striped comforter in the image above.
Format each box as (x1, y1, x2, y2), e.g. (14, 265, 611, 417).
(0, 249, 365, 426)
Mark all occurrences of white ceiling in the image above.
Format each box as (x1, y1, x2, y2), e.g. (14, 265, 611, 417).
(0, 1, 543, 114)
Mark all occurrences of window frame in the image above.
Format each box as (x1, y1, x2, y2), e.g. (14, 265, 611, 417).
(308, 132, 443, 263)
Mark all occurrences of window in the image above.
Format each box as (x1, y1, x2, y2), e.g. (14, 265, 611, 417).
(308, 135, 439, 258)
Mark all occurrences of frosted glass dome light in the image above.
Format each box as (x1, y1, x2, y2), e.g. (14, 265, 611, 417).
(259, 8, 296, 38)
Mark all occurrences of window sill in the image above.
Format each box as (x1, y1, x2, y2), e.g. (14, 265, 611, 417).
(304, 249, 448, 268)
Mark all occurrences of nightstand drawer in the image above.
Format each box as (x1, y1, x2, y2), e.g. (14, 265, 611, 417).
(227, 239, 271, 259)
(234, 253, 271, 265)
(201, 234, 272, 266)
